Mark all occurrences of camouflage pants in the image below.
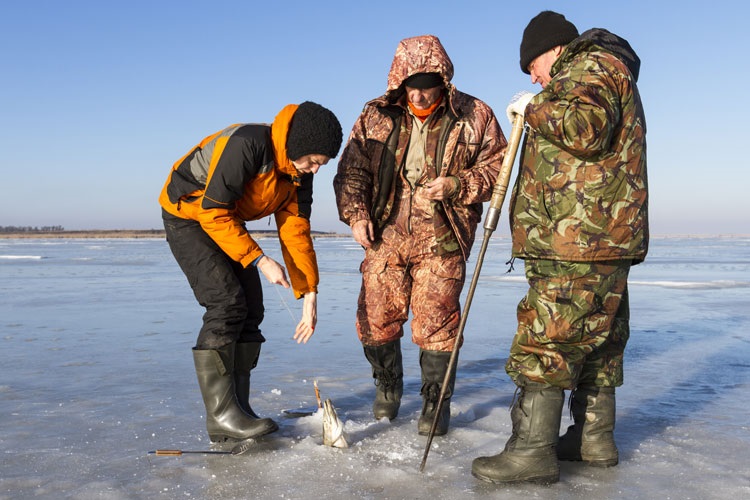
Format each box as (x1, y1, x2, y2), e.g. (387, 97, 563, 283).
(505, 259, 631, 389)
(356, 188, 465, 351)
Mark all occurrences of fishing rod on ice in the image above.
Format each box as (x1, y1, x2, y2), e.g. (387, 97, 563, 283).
(149, 449, 233, 456)
(149, 438, 256, 457)
(419, 112, 526, 473)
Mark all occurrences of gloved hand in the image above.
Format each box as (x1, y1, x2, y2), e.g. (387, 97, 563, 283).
(506, 91, 535, 125)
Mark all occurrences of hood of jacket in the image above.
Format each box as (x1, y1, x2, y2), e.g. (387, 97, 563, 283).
(384, 35, 455, 98)
(270, 103, 302, 181)
(566, 28, 641, 81)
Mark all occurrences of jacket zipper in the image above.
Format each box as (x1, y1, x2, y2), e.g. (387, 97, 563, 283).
(407, 184, 416, 235)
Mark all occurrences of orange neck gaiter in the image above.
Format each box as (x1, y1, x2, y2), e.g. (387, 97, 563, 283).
(408, 95, 442, 122)
(270, 104, 299, 178)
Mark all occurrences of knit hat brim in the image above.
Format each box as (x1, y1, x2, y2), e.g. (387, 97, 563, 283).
(403, 72, 444, 89)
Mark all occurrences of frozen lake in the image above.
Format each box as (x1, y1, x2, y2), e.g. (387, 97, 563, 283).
(1, 235, 749, 499)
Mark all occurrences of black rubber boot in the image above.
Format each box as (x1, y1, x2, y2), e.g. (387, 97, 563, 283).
(472, 382, 564, 485)
(234, 342, 264, 418)
(193, 344, 278, 442)
(417, 349, 456, 436)
(363, 339, 403, 420)
(557, 386, 618, 467)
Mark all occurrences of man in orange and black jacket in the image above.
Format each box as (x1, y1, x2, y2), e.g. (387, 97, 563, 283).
(159, 101, 342, 443)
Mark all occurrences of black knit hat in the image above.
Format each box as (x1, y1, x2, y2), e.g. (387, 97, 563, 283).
(404, 72, 444, 89)
(286, 101, 343, 160)
(520, 11, 579, 74)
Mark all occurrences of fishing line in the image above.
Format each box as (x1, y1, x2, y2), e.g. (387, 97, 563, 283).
(274, 285, 299, 325)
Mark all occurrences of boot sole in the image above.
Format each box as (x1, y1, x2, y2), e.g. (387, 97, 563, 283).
(417, 427, 447, 436)
(417, 431, 446, 436)
(373, 411, 399, 420)
(471, 470, 559, 485)
(585, 458, 618, 468)
(209, 420, 279, 442)
(558, 456, 618, 468)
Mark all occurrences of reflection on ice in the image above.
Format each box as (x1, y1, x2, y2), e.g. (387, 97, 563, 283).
(629, 279, 750, 289)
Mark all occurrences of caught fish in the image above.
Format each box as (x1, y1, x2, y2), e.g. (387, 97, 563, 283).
(321, 398, 348, 448)
(314, 380, 348, 448)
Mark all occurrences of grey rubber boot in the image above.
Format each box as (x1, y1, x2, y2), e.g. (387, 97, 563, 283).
(233, 342, 263, 419)
(472, 382, 564, 485)
(557, 386, 618, 467)
(193, 344, 278, 442)
(363, 339, 403, 420)
(417, 349, 456, 436)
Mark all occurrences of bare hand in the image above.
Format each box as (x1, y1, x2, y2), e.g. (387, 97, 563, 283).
(422, 177, 458, 201)
(256, 256, 290, 288)
(351, 219, 375, 248)
(293, 292, 317, 344)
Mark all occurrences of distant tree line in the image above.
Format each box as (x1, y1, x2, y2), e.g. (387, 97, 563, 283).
(0, 225, 65, 233)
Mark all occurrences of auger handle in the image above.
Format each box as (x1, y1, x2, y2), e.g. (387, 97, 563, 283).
(419, 113, 526, 473)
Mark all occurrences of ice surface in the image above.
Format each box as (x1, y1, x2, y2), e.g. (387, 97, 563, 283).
(1, 236, 749, 499)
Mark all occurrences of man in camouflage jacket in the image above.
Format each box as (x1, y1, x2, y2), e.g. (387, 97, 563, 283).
(472, 11, 648, 485)
(334, 35, 506, 436)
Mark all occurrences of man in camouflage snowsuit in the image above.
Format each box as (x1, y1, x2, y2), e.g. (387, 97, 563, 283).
(334, 35, 506, 436)
(472, 11, 648, 485)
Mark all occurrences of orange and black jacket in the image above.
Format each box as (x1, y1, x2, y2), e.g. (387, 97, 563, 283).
(158, 104, 318, 298)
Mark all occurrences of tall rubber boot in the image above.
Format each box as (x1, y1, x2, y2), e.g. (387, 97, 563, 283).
(234, 342, 264, 419)
(417, 349, 456, 436)
(472, 382, 564, 485)
(557, 386, 618, 467)
(363, 339, 403, 420)
(193, 344, 278, 442)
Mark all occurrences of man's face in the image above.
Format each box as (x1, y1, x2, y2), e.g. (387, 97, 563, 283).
(528, 47, 562, 88)
(405, 85, 442, 110)
(292, 154, 330, 174)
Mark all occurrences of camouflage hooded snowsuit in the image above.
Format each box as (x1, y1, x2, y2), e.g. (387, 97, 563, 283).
(506, 29, 648, 388)
(334, 35, 506, 350)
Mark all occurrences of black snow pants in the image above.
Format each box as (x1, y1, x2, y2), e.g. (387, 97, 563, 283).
(163, 210, 265, 349)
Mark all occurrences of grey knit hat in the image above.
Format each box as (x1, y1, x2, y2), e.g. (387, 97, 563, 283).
(520, 11, 579, 74)
(286, 101, 343, 160)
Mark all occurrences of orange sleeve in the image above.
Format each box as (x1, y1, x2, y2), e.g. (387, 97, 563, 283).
(275, 207, 319, 299)
(195, 207, 264, 268)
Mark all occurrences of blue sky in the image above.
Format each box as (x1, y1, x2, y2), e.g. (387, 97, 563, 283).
(1, 1, 747, 235)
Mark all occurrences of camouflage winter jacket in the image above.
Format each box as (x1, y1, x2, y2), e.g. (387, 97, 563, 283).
(334, 35, 506, 260)
(510, 29, 649, 263)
